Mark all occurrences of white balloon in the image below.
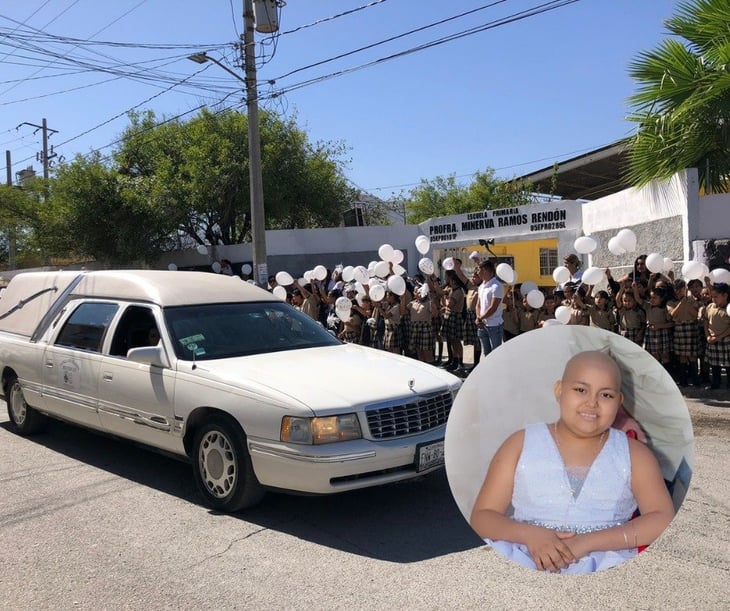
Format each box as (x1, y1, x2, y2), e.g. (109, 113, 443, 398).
(303, 270, 313, 282)
(392, 264, 406, 277)
(313, 264, 328, 281)
(369, 283, 386, 302)
(418, 257, 434, 276)
(367, 261, 378, 276)
(336, 307, 351, 322)
(496, 263, 515, 284)
(442, 257, 455, 271)
(710, 268, 730, 284)
(378, 243, 395, 262)
(374, 260, 390, 278)
(645, 253, 665, 273)
(607, 236, 627, 256)
(681, 260, 704, 280)
(241, 263, 252, 275)
(526, 289, 545, 309)
(212, 261, 222, 273)
(387, 275, 406, 296)
(272, 285, 287, 301)
(415, 235, 431, 255)
(581, 266, 605, 286)
(391, 249, 404, 264)
(196, 245, 208, 255)
(542, 318, 562, 327)
(167, 263, 178, 271)
(574, 236, 598, 254)
(520, 281, 538, 295)
(355, 281, 367, 296)
(552, 266, 571, 285)
(353, 266, 369, 284)
(335, 296, 351, 311)
(616, 228, 637, 252)
(555, 305, 571, 324)
(663, 257, 675, 274)
(298, 277, 307, 286)
(341, 265, 355, 282)
(275, 270, 294, 286)
(469, 251, 481, 262)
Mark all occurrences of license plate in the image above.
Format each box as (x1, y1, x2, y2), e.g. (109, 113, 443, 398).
(415, 440, 444, 472)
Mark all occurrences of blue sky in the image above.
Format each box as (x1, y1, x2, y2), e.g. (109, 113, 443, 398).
(0, 0, 678, 199)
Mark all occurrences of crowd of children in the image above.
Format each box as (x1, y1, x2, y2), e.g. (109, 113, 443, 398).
(270, 253, 730, 391)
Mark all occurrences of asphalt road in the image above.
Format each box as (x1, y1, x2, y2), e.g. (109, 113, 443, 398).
(0, 396, 728, 610)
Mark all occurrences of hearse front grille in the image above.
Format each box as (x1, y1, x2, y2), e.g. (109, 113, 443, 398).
(365, 391, 452, 439)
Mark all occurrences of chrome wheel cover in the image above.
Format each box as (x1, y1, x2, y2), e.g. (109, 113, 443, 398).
(9, 382, 27, 426)
(198, 429, 237, 499)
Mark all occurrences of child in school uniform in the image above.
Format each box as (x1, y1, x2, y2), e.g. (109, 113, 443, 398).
(615, 284, 646, 346)
(586, 290, 617, 333)
(538, 293, 557, 327)
(670, 279, 700, 386)
(502, 288, 521, 340)
(637, 284, 674, 369)
(402, 284, 436, 364)
(702, 283, 730, 390)
(518, 295, 540, 334)
(463, 268, 482, 368)
(380, 291, 404, 354)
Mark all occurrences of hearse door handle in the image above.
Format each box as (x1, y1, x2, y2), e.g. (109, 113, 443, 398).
(102, 372, 113, 382)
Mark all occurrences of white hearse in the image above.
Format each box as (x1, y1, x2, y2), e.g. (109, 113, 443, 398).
(0, 270, 460, 510)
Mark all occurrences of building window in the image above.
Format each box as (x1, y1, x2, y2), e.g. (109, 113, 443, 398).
(539, 248, 558, 276)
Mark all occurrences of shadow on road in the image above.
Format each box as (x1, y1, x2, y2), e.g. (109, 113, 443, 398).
(0, 418, 482, 563)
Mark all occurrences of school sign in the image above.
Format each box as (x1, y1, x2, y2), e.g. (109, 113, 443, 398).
(419, 200, 583, 245)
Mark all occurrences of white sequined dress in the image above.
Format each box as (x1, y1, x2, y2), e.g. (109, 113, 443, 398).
(485, 422, 638, 573)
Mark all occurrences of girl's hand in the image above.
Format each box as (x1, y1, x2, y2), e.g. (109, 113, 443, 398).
(525, 529, 577, 572)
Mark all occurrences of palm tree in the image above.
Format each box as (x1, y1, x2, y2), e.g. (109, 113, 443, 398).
(625, 0, 730, 193)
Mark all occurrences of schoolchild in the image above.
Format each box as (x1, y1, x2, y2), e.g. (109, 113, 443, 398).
(670, 279, 700, 386)
(402, 284, 435, 363)
(702, 283, 730, 390)
(439, 270, 466, 372)
(380, 291, 404, 354)
(470, 351, 674, 573)
(538, 293, 557, 327)
(462, 268, 482, 368)
(502, 288, 521, 340)
(615, 288, 646, 346)
(518, 296, 540, 334)
(696, 284, 714, 383)
(638, 284, 674, 369)
(563, 283, 589, 326)
(585, 290, 617, 332)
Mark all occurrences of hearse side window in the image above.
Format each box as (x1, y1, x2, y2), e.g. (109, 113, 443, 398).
(55, 302, 119, 353)
(109, 305, 159, 357)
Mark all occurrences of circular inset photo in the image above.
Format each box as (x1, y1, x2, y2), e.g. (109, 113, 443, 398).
(445, 325, 693, 574)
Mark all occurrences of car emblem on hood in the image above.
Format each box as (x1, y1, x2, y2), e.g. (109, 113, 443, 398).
(408, 379, 415, 390)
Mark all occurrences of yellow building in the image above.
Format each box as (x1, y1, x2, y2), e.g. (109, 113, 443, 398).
(435, 237, 559, 288)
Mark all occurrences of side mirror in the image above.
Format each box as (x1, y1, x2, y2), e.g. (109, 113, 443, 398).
(127, 345, 169, 368)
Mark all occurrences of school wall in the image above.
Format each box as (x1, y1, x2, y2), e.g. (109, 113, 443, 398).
(581, 170, 695, 277)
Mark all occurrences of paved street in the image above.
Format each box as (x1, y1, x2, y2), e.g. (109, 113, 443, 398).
(0, 395, 728, 610)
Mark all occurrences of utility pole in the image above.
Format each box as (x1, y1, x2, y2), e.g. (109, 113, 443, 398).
(16, 118, 58, 180)
(243, 0, 268, 287)
(5, 150, 17, 270)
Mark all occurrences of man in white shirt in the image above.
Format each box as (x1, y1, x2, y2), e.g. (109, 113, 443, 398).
(476, 260, 504, 356)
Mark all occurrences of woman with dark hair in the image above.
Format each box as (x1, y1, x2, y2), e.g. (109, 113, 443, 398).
(619, 255, 650, 284)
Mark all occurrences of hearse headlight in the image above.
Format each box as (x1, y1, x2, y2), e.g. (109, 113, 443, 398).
(280, 414, 362, 444)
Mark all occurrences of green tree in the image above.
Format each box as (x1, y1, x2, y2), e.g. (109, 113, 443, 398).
(405, 169, 534, 223)
(114, 108, 352, 245)
(44, 153, 175, 264)
(625, 0, 730, 192)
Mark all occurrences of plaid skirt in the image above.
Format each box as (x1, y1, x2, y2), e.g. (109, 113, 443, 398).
(410, 320, 435, 352)
(673, 321, 699, 357)
(441, 312, 464, 341)
(644, 327, 673, 355)
(697, 322, 707, 358)
(383, 320, 402, 351)
(463, 310, 479, 346)
(621, 327, 645, 346)
(706, 336, 730, 366)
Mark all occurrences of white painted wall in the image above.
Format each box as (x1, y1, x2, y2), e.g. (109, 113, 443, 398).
(696, 192, 730, 240)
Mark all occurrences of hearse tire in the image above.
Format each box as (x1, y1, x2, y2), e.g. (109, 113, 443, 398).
(6, 374, 47, 435)
(192, 415, 264, 512)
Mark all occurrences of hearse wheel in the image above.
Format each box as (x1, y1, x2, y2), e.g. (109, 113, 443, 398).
(192, 414, 264, 512)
